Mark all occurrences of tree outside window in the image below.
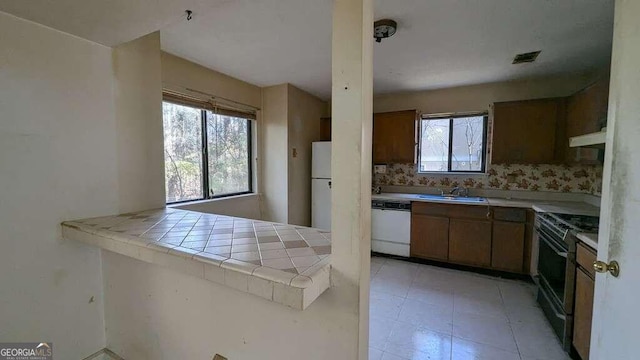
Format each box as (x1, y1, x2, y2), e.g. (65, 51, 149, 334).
(163, 102, 252, 203)
(418, 114, 487, 173)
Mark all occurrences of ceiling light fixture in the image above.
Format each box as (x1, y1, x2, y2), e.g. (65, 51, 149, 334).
(374, 19, 397, 43)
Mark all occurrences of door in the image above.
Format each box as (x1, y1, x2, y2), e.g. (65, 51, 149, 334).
(311, 178, 331, 231)
(312, 141, 331, 179)
(448, 219, 492, 267)
(591, 3, 640, 358)
(411, 214, 449, 261)
(491, 221, 525, 272)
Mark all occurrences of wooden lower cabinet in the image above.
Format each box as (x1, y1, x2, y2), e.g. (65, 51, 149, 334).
(573, 243, 597, 360)
(491, 221, 526, 272)
(411, 214, 449, 261)
(573, 267, 595, 359)
(410, 203, 529, 273)
(448, 219, 492, 267)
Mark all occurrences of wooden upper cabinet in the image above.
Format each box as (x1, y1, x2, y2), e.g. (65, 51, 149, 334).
(567, 77, 609, 137)
(491, 98, 566, 164)
(319, 117, 332, 141)
(373, 110, 417, 164)
(565, 76, 609, 164)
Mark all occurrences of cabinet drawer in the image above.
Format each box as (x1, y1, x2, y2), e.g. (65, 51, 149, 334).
(577, 242, 597, 277)
(493, 207, 526, 223)
(412, 202, 489, 220)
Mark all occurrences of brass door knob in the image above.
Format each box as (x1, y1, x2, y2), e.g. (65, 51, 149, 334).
(593, 260, 620, 277)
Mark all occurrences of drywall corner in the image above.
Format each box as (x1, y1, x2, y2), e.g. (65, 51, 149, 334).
(113, 32, 166, 213)
(260, 84, 289, 223)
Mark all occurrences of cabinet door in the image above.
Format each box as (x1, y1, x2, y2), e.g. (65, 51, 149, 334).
(319, 117, 332, 141)
(565, 77, 609, 164)
(448, 219, 492, 267)
(492, 98, 565, 164)
(573, 267, 595, 360)
(411, 214, 449, 261)
(373, 110, 416, 163)
(491, 221, 525, 273)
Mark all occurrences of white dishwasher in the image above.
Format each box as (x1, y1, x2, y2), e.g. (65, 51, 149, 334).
(371, 200, 411, 257)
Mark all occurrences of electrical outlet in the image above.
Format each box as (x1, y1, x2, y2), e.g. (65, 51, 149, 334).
(373, 164, 387, 174)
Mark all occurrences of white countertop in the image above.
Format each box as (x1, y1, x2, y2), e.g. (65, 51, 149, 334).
(577, 232, 599, 250)
(372, 192, 600, 215)
(62, 208, 330, 310)
(531, 203, 600, 217)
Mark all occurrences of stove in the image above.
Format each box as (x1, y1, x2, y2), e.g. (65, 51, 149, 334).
(536, 212, 599, 246)
(534, 211, 599, 353)
(554, 213, 599, 231)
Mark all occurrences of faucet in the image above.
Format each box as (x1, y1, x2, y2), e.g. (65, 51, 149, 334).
(450, 186, 468, 197)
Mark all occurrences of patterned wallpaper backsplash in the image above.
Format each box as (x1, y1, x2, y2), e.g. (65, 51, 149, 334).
(373, 163, 603, 195)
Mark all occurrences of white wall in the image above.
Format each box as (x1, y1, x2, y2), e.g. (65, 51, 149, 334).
(103, 252, 359, 359)
(261, 84, 327, 226)
(161, 51, 262, 109)
(373, 72, 604, 114)
(114, 32, 166, 213)
(0, 11, 116, 359)
(173, 194, 261, 220)
(287, 84, 327, 227)
(260, 84, 290, 223)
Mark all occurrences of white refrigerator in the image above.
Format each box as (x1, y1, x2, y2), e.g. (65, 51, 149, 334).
(312, 141, 331, 231)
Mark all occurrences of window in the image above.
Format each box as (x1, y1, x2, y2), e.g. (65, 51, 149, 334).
(163, 101, 252, 203)
(418, 114, 488, 173)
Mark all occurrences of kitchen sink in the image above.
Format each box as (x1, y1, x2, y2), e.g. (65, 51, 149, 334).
(416, 194, 488, 203)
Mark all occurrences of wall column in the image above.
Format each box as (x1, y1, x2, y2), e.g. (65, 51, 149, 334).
(331, 0, 373, 359)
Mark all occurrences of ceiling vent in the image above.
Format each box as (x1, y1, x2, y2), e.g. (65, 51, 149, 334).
(512, 51, 541, 64)
(374, 19, 397, 43)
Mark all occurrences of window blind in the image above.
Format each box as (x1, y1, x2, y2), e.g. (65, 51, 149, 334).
(162, 90, 257, 120)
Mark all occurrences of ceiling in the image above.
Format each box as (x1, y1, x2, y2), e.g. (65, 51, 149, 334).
(0, 0, 233, 46)
(1, 0, 614, 100)
(161, 0, 614, 100)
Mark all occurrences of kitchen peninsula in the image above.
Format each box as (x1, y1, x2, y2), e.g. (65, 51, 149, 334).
(62, 208, 331, 310)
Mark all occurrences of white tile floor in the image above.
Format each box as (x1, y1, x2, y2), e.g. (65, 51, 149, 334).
(369, 256, 571, 360)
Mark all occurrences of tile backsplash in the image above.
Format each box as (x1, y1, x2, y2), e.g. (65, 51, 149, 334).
(373, 163, 603, 195)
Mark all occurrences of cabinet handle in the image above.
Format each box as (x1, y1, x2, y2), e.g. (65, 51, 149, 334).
(328, 181, 332, 189)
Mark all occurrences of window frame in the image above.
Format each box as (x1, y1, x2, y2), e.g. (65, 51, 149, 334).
(417, 113, 489, 174)
(163, 101, 254, 205)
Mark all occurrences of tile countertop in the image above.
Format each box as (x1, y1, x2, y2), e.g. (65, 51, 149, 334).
(577, 232, 599, 250)
(372, 192, 601, 216)
(61, 208, 331, 310)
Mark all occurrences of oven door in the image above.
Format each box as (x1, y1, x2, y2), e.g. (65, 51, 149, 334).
(537, 227, 570, 312)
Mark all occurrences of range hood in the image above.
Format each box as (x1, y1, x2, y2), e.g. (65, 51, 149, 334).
(569, 128, 606, 148)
